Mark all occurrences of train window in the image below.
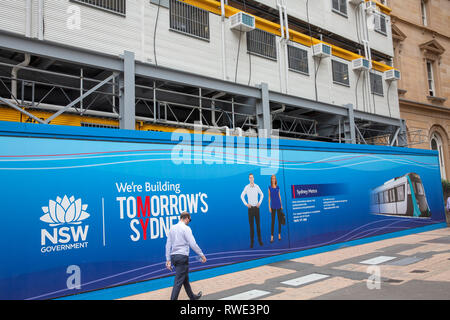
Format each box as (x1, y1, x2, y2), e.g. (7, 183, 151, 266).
(416, 183, 424, 195)
(390, 189, 396, 202)
(379, 192, 384, 203)
(411, 182, 417, 194)
(396, 185, 405, 201)
(384, 190, 389, 203)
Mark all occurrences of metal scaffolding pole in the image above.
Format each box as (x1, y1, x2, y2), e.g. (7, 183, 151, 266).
(119, 51, 136, 130)
(44, 74, 116, 124)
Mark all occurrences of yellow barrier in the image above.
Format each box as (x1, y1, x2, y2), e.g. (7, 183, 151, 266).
(0, 106, 225, 134)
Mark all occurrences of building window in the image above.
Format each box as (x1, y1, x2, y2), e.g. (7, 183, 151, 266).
(71, 0, 126, 15)
(287, 45, 309, 75)
(421, 0, 428, 26)
(332, 60, 349, 86)
(169, 0, 210, 41)
(374, 13, 387, 36)
(247, 29, 277, 60)
(431, 132, 446, 180)
(426, 60, 435, 97)
(370, 72, 384, 96)
(332, 0, 347, 16)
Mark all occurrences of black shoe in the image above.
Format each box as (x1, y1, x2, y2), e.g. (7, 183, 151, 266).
(259, 241, 263, 246)
(193, 291, 202, 300)
(250, 243, 254, 248)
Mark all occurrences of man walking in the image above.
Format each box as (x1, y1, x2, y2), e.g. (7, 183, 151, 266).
(165, 212, 206, 300)
(241, 173, 264, 248)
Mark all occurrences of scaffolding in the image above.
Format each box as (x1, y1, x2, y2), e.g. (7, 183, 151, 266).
(0, 31, 406, 145)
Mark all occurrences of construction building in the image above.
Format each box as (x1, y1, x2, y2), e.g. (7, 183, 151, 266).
(0, 0, 405, 144)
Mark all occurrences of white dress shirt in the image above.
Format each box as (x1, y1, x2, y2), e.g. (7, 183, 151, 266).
(165, 221, 204, 262)
(241, 183, 264, 207)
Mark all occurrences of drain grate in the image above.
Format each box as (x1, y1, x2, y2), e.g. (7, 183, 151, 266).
(410, 270, 429, 273)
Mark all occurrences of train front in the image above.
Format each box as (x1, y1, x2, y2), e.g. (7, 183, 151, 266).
(408, 173, 431, 217)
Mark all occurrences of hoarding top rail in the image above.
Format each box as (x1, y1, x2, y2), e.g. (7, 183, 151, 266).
(0, 121, 437, 157)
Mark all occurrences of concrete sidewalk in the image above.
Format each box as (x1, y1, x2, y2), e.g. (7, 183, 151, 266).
(120, 227, 450, 300)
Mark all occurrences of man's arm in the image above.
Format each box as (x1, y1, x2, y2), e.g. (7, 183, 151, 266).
(257, 185, 264, 206)
(185, 227, 204, 259)
(165, 231, 172, 263)
(241, 186, 249, 207)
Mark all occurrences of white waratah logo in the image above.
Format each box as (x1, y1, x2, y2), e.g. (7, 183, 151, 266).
(41, 195, 90, 226)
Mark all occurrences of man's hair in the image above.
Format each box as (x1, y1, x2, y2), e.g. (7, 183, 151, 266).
(249, 173, 254, 177)
(180, 212, 191, 221)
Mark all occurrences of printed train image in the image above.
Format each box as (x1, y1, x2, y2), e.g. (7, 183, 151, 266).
(370, 173, 431, 218)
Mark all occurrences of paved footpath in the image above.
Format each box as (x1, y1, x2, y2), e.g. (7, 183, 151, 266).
(120, 227, 450, 300)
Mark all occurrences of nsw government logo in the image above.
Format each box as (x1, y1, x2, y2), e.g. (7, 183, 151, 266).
(40, 195, 90, 254)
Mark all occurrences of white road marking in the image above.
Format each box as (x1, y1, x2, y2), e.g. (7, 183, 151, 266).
(281, 273, 330, 287)
(359, 256, 396, 265)
(220, 289, 271, 300)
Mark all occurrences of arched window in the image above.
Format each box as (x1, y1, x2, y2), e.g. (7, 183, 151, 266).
(430, 132, 446, 180)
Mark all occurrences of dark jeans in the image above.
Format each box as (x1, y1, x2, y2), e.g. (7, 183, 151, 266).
(248, 206, 262, 246)
(270, 208, 283, 236)
(170, 254, 196, 300)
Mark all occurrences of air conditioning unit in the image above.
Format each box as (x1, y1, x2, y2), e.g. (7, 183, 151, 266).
(352, 58, 371, 71)
(384, 69, 401, 81)
(365, 1, 378, 14)
(312, 43, 332, 58)
(230, 12, 255, 32)
(349, 0, 364, 5)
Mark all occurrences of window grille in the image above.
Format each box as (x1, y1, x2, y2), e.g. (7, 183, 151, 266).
(247, 29, 277, 60)
(370, 72, 384, 96)
(332, 60, 349, 86)
(288, 45, 309, 75)
(72, 0, 126, 15)
(170, 0, 210, 41)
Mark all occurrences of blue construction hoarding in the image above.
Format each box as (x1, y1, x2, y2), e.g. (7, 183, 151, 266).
(0, 121, 446, 299)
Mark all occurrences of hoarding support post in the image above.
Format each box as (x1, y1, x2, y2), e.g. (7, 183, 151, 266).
(345, 103, 356, 144)
(119, 51, 136, 130)
(257, 82, 272, 137)
(397, 119, 408, 147)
